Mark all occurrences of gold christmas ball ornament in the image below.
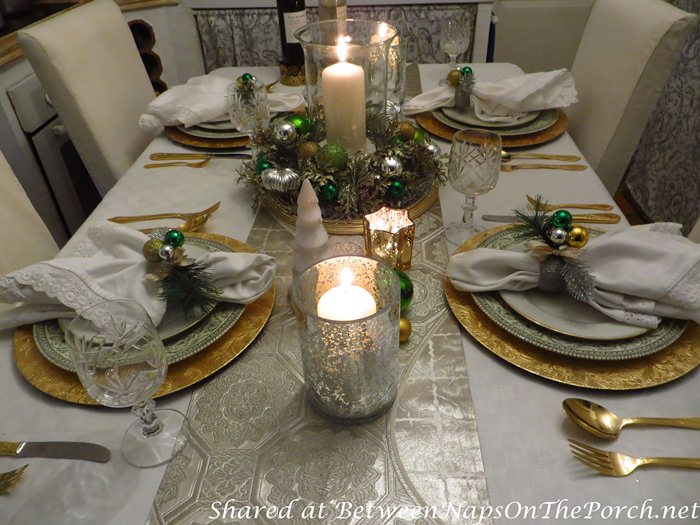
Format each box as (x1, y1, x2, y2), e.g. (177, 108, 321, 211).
(567, 226, 590, 248)
(399, 317, 412, 343)
(297, 141, 320, 161)
(143, 238, 165, 262)
(397, 122, 416, 142)
(447, 69, 461, 87)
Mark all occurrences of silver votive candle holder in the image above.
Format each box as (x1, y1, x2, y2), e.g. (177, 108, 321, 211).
(290, 256, 401, 423)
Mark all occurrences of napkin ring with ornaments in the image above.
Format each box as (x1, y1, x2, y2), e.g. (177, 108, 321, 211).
(142, 228, 220, 316)
(511, 195, 595, 302)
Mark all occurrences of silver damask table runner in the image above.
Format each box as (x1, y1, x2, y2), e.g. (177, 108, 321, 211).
(148, 202, 491, 525)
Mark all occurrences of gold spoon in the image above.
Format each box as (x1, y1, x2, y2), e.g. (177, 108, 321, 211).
(527, 194, 614, 212)
(502, 150, 581, 162)
(144, 158, 211, 169)
(563, 398, 700, 439)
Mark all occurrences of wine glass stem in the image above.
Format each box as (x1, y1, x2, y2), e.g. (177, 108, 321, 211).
(462, 195, 476, 229)
(448, 54, 458, 70)
(132, 399, 163, 438)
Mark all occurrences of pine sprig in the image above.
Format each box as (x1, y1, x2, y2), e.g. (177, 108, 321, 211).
(159, 261, 221, 319)
(510, 194, 557, 247)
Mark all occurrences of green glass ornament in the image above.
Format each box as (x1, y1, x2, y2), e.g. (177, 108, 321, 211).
(392, 136, 405, 146)
(164, 229, 185, 248)
(286, 114, 312, 136)
(256, 153, 271, 174)
(320, 181, 339, 202)
(460, 66, 473, 76)
(317, 143, 348, 171)
(241, 72, 254, 82)
(550, 210, 574, 231)
(413, 128, 428, 143)
(388, 178, 407, 199)
(394, 268, 414, 311)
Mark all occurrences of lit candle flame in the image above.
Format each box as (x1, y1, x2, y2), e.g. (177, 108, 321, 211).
(340, 267, 353, 287)
(336, 34, 350, 62)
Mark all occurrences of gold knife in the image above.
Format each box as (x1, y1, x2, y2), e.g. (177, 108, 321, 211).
(501, 163, 587, 172)
(482, 212, 621, 224)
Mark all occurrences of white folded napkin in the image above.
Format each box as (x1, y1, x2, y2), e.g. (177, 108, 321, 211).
(403, 69, 577, 124)
(138, 70, 305, 134)
(446, 224, 700, 329)
(0, 221, 277, 330)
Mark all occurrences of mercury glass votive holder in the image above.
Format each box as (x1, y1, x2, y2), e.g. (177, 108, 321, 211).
(363, 207, 415, 270)
(290, 256, 401, 423)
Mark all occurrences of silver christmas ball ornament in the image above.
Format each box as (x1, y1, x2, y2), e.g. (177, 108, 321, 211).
(381, 156, 403, 177)
(548, 227, 569, 245)
(425, 143, 441, 157)
(260, 168, 300, 192)
(271, 119, 298, 145)
(159, 243, 175, 261)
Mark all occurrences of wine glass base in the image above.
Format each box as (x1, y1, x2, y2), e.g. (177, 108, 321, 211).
(444, 221, 481, 246)
(122, 409, 188, 468)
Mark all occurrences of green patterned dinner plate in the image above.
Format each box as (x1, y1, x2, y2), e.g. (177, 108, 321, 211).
(435, 108, 559, 136)
(471, 229, 687, 360)
(32, 237, 246, 372)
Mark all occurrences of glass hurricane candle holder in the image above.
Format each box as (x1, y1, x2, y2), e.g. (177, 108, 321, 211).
(295, 20, 398, 153)
(363, 206, 415, 270)
(290, 256, 400, 423)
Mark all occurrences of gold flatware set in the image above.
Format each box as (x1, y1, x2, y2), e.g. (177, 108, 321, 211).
(145, 152, 252, 169)
(564, 398, 700, 476)
(501, 149, 586, 172)
(108, 201, 220, 233)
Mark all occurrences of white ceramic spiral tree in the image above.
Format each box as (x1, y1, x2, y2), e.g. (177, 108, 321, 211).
(293, 179, 329, 276)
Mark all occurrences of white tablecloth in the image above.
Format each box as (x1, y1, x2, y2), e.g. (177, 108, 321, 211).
(0, 65, 697, 525)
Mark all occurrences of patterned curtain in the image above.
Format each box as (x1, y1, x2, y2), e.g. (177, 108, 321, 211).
(193, 4, 477, 71)
(624, 0, 700, 234)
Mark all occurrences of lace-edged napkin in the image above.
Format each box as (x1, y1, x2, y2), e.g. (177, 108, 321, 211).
(0, 221, 277, 330)
(403, 69, 577, 124)
(138, 70, 305, 134)
(446, 224, 700, 329)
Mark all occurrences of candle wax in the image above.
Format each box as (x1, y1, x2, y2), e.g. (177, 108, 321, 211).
(317, 284, 377, 321)
(321, 60, 366, 153)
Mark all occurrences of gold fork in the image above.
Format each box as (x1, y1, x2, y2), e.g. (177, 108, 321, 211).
(527, 194, 614, 212)
(501, 163, 587, 172)
(143, 158, 211, 169)
(568, 439, 700, 477)
(0, 465, 27, 495)
(108, 201, 220, 233)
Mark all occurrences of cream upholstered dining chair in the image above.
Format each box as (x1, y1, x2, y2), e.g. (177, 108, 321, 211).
(18, 0, 156, 197)
(567, 0, 698, 195)
(0, 151, 58, 278)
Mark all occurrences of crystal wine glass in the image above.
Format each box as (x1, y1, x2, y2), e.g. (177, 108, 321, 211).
(227, 79, 271, 136)
(444, 129, 502, 245)
(65, 299, 187, 468)
(439, 14, 470, 83)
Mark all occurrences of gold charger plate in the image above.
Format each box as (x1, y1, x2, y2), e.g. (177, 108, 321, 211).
(263, 183, 439, 235)
(416, 109, 569, 148)
(164, 126, 250, 150)
(444, 226, 700, 390)
(13, 232, 275, 405)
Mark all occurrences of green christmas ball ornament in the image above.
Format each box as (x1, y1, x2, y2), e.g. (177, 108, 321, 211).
(388, 178, 407, 199)
(413, 127, 429, 143)
(319, 181, 339, 203)
(286, 114, 312, 136)
(394, 268, 414, 311)
(256, 153, 271, 174)
(317, 143, 348, 171)
(236, 73, 256, 91)
(164, 229, 185, 248)
(460, 66, 473, 76)
(550, 209, 574, 231)
(241, 72, 254, 82)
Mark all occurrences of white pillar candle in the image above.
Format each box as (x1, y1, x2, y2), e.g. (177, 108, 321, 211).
(317, 267, 377, 321)
(321, 36, 366, 153)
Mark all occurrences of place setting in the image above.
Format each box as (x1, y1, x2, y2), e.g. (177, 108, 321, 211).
(405, 66, 577, 149)
(443, 194, 700, 390)
(1, 215, 278, 406)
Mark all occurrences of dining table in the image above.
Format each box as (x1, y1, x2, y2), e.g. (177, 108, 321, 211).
(0, 63, 698, 525)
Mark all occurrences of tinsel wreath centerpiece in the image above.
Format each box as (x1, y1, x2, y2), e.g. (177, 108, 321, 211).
(510, 196, 595, 303)
(237, 116, 445, 234)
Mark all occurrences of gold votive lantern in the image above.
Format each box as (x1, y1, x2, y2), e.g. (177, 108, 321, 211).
(363, 207, 415, 270)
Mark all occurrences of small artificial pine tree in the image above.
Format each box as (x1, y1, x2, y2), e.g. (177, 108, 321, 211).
(293, 179, 329, 276)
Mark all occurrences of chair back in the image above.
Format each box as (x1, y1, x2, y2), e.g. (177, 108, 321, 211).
(18, 0, 155, 196)
(567, 0, 697, 194)
(0, 151, 58, 276)
(690, 220, 700, 243)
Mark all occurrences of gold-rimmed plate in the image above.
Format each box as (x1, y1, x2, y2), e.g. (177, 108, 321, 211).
(444, 226, 700, 389)
(13, 232, 275, 405)
(164, 126, 250, 150)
